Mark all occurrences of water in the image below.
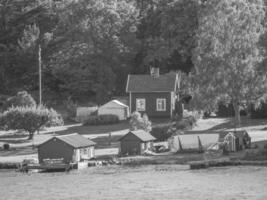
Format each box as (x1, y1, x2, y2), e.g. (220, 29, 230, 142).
(0, 165, 267, 200)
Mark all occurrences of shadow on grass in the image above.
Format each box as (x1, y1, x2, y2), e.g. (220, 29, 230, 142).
(51, 121, 130, 135)
(92, 135, 121, 149)
(0, 146, 36, 157)
(198, 117, 267, 132)
(0, 139, 30, 144)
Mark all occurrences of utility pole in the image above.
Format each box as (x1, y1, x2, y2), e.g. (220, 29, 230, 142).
(38, 44, 42, 105)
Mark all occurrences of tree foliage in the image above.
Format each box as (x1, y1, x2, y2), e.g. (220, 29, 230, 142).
(192, 0, 266, 125)
(0, 105, 63, 139)
(129, 111, 152, 132)
(3, 91, 36, 110)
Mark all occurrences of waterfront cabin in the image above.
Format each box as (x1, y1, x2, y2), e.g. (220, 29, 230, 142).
(126, 68, 180, 118)
(38, 133, 96, 164)
(119, 130, 156, 156)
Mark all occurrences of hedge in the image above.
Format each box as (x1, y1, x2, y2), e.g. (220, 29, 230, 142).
(83, 114, 119, 125)
(151, 124, 173, 141)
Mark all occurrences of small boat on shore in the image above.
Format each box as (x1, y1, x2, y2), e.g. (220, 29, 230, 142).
(17, 158, 76, 173)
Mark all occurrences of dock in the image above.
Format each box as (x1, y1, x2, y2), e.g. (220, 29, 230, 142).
(17, 158, 76, 172)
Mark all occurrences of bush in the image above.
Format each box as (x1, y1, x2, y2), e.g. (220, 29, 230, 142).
(63, 98, 78, 121)
(83, 114, 119, 125)
(129, 111, 152, 132)
(216, 101, 247, 117)
(151, 124, 173, 141)
(3, 91, 36, 111)
(47, 108, 64, 127)
(3, 143, 10, 150)
(250, 99, 267, 119)
(0, 105, 63, 139)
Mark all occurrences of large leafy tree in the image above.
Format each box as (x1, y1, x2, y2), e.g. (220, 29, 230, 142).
(134, 0, 198, 74)
(46, 0, 138, 103)
(193, 0, 266, 126)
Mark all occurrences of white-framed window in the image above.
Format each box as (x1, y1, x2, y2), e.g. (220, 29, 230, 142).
(157, 98, 166, 111)
(136, 98, 146, 111)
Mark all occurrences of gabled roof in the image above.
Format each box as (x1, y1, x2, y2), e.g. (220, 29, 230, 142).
(126, 73, 178, 92)
(100, 100, 128, 108)
(119, 130, 156, 142)
(39, 133, 96, 148)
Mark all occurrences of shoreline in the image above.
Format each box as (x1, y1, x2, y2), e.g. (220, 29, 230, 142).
(1, 156, 267, 170)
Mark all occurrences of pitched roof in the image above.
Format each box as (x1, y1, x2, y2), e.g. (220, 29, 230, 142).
(39, 133, 96, 148)
(100, 100, 128, 108)
(126, 73, 178, 92)
(119, 130, 156, 142)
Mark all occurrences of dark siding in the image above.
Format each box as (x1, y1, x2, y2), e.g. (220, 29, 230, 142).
(131, 92, 171, 117)
(38, 138, 74, 163)
(120, 133, 142, 155)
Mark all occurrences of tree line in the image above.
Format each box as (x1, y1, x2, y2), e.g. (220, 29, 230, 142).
(1, 0, 267, 126)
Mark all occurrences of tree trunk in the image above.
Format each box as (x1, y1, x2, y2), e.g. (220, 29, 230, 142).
(28, 132, 34, 140)
(233, 101, 241, 128)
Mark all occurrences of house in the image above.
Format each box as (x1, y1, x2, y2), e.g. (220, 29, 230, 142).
(38, 133, 96, 164)
(98, 100, 129, 120)
(126, 68, 180, 118)
(119, 130, 156, 155)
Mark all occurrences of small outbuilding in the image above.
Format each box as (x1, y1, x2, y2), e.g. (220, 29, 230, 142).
(169, 134, 220, 153)
(38, 133, 96, 164)
(119, 130, 156, 156)
(98, 100, 129, 120)
(219, 130, 251, 151)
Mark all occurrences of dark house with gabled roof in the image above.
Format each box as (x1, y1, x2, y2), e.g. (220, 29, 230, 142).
(126, 68, 180, 118)
(38, 133, 96, 164)
(119, 130, 156, 155)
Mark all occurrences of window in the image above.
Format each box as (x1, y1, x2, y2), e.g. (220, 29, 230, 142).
(136, 98, 146, 111)
(157, 98, 166, 111)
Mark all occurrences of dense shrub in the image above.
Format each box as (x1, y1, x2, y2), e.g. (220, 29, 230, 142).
(3, 91, 36, 111)
(0, 106, 63, 139)
(250, 99, 267, 119)
(151, 124, 173, 141)
(83, 114, 119, 125)
(63, 99, 78, 121)
(129, 111, 152, 132)
(47, 108, 64, 127)
(216, 101, 247, 117)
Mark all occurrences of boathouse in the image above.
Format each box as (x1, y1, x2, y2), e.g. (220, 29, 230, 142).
(38, 133, 96, 164)
(119, 130, 156, 156)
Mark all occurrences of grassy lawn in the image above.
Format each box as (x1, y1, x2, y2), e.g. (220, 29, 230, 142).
(1, 116, 267, 163)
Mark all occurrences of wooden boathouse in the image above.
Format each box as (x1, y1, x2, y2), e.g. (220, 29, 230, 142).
(38, 133, 96, 164)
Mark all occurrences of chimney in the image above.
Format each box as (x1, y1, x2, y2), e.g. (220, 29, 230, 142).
(150, 67, 159, 78)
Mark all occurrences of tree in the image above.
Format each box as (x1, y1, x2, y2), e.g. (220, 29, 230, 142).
(3, 91, 36, 110)
(193, 0, 266, 126)
(129, 111, 152, 132)
(0, 105, 63, 139)
(134, 0, 198, 74)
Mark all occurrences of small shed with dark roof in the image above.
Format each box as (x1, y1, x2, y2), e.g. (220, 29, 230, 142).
(126, 69, 179, 118)
(38, 133, 96, 164)
(119, 130, 156, 156)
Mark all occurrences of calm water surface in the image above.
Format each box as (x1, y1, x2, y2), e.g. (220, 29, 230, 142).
(0, 165, 267, 200)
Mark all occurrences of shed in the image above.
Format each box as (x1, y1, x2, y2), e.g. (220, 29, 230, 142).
(119, 130, 156, 155)
(38, 133, 96, 164)
(98, 100, 129, 120)
(219, 130, 251, 151)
